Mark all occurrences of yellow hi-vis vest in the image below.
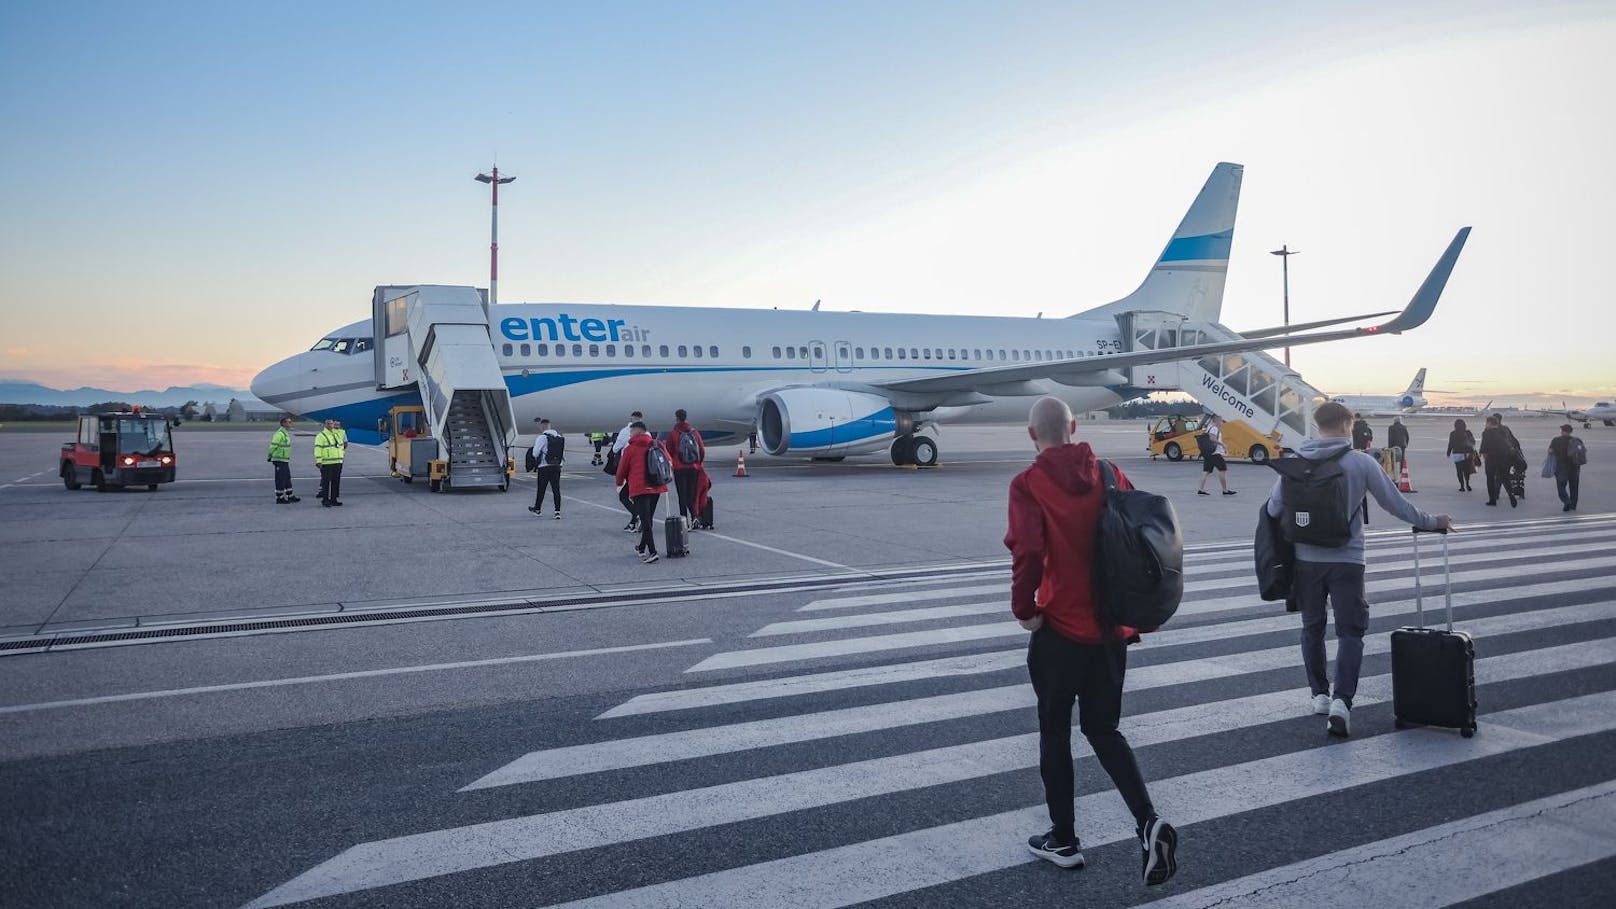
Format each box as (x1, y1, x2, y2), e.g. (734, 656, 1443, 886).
(314, 429, 345, 465)
(268, 427, 291, 462)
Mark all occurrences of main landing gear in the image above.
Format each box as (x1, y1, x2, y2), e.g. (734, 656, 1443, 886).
(890, 434, 939, 468)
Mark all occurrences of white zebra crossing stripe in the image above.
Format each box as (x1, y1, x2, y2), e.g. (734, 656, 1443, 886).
(246, 649, 1616, 908)
(689, 573, 1616, 674)
(539, 691, 1616, 909)
(1135, 780, 1616, 909)
(798, 584, 1008, 612)
(608, 578, 1616, 718)
(753, 601, 1002, 637)
(1181, 545, 1616, 594)
(467, 614, 1616, 789)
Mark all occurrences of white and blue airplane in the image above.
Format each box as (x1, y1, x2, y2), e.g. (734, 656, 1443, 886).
(1331, 368, 1430, 417)
(251, 163, 1471, 465)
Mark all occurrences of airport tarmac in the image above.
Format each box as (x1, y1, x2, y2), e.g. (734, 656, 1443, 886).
(0, 416, 1606, 638)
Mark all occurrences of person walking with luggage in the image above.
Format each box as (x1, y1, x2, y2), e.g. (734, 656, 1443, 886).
(1387, 417, 1410, 464)
(528, 419, 564, 519)
(1548, 423, 1587, 512)
(615, 421, 671, 564)
(1446, 418, 1477, 491)
(1479, 414, 1520, 507)
(1005, 396, 1179, 886)
(1351, 413, 1373, 451)
(314, 418, 345, 506)
(268, 416, 300, 504)
(1195, 414, 1235, 496)
(669, 409, 706, 529)
(1265, 401, 1452, 738)
(613, 411, 644, 532)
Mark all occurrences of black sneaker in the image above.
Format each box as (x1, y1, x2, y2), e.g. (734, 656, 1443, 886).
(1222, 490, 1237, 496)
(287, 495, 301, 503)
(1027, 831, 1084, 869)
(1141, 817, 1178, 886)
(553, 512, 562, 520)
(623, 522, 639, 532)
(528, 506, 542, 515)
(642, 552, 660, 564)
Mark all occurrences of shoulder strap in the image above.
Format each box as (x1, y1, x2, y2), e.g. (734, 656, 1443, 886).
(1097, 459, 1118, 492)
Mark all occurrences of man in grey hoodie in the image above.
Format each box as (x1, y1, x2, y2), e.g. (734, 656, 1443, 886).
(1265, 401, 1453, 738)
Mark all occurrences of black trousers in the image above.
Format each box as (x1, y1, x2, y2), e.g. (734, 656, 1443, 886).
(633, 493, 661, 553)
(1027, 627, 1155, 844)
(319, 463, 342, 502)
(1556, 466, 1581, 508)
(273, 460, 292, 496)
(619, 484, 637, 522)
(533, 466, 561, 511)
(673, 468, 698, 519)
(1484, 458, 1512, 503)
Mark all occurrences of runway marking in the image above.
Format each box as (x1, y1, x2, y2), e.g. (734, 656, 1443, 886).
(246, 678, 1616, 908)
(469, 613, 1616, 787)
(684, 571, 1616, 678)
(0, 638, 712, 715)
(1136, 781, 1616, 909)
(551, 492, 852, 569)
(752, 600, 1002, 637)
(799, 584, 1007, 612)
(538, 692, 1616, 909)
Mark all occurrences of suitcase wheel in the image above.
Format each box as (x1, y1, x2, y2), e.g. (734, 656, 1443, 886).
(1461, 726, 1476, 738)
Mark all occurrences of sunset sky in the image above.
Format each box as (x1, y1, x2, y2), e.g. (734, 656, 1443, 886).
(2, 1, 1611, 404)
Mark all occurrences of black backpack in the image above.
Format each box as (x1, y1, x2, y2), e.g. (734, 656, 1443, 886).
(543, 433, 565, 465)
(524, 449, 539, 472)
(677, 429, 702, 465)
(645, 442, 674, 486)
(1253, 505, 1295, 602)
(1195, 430, 1218, 456)
(1268, 447, 1358, 547)
(1093, 461, 1184, 630)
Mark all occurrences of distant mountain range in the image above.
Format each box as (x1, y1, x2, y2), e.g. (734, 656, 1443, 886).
(0, 380, 255, 407)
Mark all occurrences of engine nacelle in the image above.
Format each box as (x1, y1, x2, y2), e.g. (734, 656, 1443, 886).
(757, 388, 911, 456)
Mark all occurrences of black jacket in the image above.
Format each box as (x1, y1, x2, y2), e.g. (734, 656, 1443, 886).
(1387, 423, 1409, 449)
(1446, 429, 1475, 455)
(1479, 425, 1519, 461)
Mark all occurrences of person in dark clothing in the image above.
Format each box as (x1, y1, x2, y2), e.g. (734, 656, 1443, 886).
(1387, 418, 1409, 458)
(1478, 415, 1519, 507)
(528, 419, 563, 518)
(1004, 396, 1178, 886)
(1446, 418, 1477, 491)
(1495, 413, 1525, 500)
(1351, 414, 1373, 451)
(1548, 423, 1587, 511)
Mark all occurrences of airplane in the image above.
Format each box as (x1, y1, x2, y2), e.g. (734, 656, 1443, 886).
(251, 162, 1472, 467)
(1331, 368, 1429, 417)
(1535, 401, 1616, 427)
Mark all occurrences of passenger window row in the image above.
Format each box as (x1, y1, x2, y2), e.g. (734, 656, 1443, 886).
(497, 341, 1091, 365)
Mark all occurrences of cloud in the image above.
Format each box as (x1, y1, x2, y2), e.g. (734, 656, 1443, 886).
(10, 361, 257, 393)
(3, 348, 34, 358)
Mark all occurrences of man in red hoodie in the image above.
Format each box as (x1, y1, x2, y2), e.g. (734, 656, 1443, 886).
(614, 421, 671, 564)
(668, 409, 706, 530)
(1005, 396, 1178, 886)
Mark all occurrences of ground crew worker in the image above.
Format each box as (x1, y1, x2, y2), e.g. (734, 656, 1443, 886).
(588, 430, 608, 466)
(268, 416, 300, 504)
(315, 418, 345, 506)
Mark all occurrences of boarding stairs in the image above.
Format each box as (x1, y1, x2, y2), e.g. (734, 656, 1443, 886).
(372, 285, 516, 491)
(1118, 311, 1325, 451)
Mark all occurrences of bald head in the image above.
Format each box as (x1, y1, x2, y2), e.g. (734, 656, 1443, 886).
(1028, 396, 1075, 448)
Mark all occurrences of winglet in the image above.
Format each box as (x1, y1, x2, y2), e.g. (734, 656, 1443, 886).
(1371, 227, 1471, 334)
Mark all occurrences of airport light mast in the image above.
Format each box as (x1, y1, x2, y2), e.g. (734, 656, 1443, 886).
(1269, 245, 1300, 367)
(475, 167, 516, 306)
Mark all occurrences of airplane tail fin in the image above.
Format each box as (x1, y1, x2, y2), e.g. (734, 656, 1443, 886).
(1082, 162, 1243, 324)
(1405, 367, 1428, 396)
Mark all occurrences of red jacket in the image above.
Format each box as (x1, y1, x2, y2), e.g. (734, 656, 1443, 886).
(1004, 442, 1138, 644)
(668, 422, 705, 469)
(615, 433, 671, 497)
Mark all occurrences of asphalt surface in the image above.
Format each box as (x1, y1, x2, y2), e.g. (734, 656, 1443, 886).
(3, 417, 1615, 907)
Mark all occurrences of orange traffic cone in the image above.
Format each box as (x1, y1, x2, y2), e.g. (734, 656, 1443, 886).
(1397, 459, 1415, 493)
(734, 448, 749, 478)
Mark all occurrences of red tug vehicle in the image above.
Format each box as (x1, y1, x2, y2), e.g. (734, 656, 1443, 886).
(60, 409, 177, 491)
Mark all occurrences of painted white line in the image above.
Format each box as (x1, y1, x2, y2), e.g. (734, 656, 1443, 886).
(0, 638, 713, 715)
(1183, 546, 1616, 595)
(697, 530, 854, 570)
(1136, 781, 1616, 909)
(597, 650, 1026, 719)
(691, 569, 1616, 674)
(753, 600, 1003, 637)
(799, 584, 1008, 612)
(540, 692, 1616, 909)
(473, 609, 1616, 788)
(245, 679, 1616, 905)
(1182, 524, 1616, 568)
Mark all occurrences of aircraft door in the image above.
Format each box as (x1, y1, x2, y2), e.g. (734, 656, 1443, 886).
(833, 340, 853, 373)
(809, 340, 829, 373)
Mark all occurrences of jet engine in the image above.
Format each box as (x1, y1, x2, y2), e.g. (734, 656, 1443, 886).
(757, 388, 912, 457)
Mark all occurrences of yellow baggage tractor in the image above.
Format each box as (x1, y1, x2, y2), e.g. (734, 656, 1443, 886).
(1147, 415, 1284, 465)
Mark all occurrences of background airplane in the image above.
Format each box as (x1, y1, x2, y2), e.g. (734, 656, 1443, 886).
(252, 163, 1470, 467)
(1331, 368, 1429, 416)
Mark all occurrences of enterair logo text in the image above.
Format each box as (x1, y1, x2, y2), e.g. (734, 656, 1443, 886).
(499, 314, 652, 344)
(1200, 373, 1257, 419)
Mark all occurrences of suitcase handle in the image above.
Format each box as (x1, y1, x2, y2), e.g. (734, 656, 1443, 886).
(1410, 527, 1453, 632)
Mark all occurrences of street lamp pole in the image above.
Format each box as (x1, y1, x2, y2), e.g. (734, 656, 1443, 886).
(1269, 245, 1299, 367)
(474, 167, 517, 306)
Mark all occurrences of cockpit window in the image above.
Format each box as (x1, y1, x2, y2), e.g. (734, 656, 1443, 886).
(308, 337, 373, 355)
(309, 338, 339, 352)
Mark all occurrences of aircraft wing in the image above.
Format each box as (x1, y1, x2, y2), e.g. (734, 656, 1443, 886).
(876, 227, 1470, 397)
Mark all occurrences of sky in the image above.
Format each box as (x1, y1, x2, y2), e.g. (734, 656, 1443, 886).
(1, 0, 1612, 404)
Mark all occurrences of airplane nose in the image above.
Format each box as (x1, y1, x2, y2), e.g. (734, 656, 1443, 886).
(250, 355, 301, 408)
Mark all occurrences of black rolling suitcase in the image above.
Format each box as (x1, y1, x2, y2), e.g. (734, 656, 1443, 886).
(699, 496, 715, 530)
(1390, 528, 1476, 737)
(663, 494, 689, 558)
